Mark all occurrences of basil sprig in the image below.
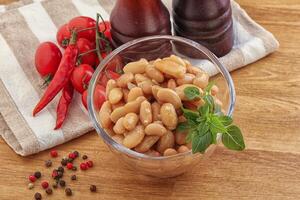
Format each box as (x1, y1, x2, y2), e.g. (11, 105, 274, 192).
(178, 84, 245, 153)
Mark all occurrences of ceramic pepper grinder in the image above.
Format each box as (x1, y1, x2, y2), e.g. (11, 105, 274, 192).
(173, 0, 234, 57)
(110, 0, 172, 47)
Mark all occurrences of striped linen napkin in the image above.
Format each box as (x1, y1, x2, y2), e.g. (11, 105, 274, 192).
(0, 0, 279, 156)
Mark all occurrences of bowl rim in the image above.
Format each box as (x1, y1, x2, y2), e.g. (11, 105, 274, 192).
(88, 35, 236, 160)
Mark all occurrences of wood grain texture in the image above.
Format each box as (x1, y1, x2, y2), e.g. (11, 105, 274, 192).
(0, 0, 300, 199)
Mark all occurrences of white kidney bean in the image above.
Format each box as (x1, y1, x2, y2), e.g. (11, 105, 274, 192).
(163, 148, 177, 156)
(134, 135, 159, 153)
(175, 131, 188, 145)
(156, 130, 175, 154)
(176, 73, 195, 85)
(140, 100, 152, 126)
(117, 72, 134, 88)
(151, 102, 161, 121)
(145, 123, 167, 136)
(125, 96, 146, 113)
(123, 125, 145, 149)
(123, 113, 139, 131)
(167, 79, 177, 90)
(193, 72, 209, 88)
(127, 82, 137, 90)
(108, 88, 123, 104)
(168, 55, 186, 67)
(157, 88, 182, 109)
(113, 117, 126, 134)
(137, 80, 153, 95)
(211, 85, 219, 96)
(122, 88, 129, 102)
(187, 65, 205, 75)
(145, 65, 164, 83)
(127, 87, 144, 102)
(106, 79, 117, 98)
(135, 73, 150, 83)
(111, 101, 125, 110)
(99, 101, 112, 128)
(154, 59, 186, 79)
(123, 59, 148, 74)
(160, 103, 178, 130)
(177, 145, 190, 153)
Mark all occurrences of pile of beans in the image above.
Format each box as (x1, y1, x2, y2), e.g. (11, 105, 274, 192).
(99, 55, 222, 157)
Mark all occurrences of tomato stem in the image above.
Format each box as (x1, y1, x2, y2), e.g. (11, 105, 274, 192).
(78, 49, 97, 57)
(95, 13, 103, 63)
(69, 30, 77, 45)
(77, 26, 96, 33)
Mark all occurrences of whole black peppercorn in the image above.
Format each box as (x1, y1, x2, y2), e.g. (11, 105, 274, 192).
(72, 166, 77, 171)
(65, 188, 72, 196)
(34, 171, 42, 179)
(57, 171, 63, 179)
(73, 151, 79, 158)
(34, 192, 42, 200)
(45, 188, 53, 195)
(61, 159, 68, 166)
(71, 175, 77, 181)
(90, 185, 97, 192)
(52, 182, 58, 189)
(59, 180, 66, 187)
(58, 166, 64, 173)
(82, 155, 88, 160)
(45, 160, 52, 168)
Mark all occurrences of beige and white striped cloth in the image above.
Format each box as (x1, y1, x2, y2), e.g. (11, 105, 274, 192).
(0, 0, 279, 156)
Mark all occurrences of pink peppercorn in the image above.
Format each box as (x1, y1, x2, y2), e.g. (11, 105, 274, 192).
(41, 181, 49, 189)
(50, 150, 58, 157)
(29, 175, 37, 182)
(80, 163, 88, 170)
(66, 163, 73, 170)
(86, 160, 93, 168)
(68, 153, 76, 159)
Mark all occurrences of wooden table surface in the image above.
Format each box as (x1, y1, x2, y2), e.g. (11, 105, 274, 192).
(0, 0, 300, 199)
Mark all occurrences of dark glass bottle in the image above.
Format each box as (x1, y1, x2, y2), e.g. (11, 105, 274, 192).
(173, 0, 234, 57)
(110, 0, 172, 47)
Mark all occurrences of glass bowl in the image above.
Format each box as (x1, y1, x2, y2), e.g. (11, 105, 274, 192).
(88, 35, 235, 178)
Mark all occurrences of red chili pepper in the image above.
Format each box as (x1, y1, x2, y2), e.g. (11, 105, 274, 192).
(33, 32, 78, 116)
(54, 81, 74, 130)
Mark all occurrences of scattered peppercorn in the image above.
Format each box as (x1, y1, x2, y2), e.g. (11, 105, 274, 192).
(50, 150, 58, 158)
(28, 183, 34, 190)
(41, 181, 49, 189)
(61, 159, 68, 166)
(86, 160, 93, 168)
(45, 160, 52, 168)
(59, 180, 66, 187)
(69, 153, 76, 159)
(34, 192, 42, 200)
(72, 166, 77, 171)
(71, 175, 77, 181)
(58, 166, 64, 173)
(45, 188, 53, 195)
(73, 151, 79, 158)
(90, 185, 97, 192)
(57, 171, 63, 179)
(82, 155, 88, 160)
(66, 163, 73, 170)
(34, 171, 42, 179)
(65, 188, 72, 196)
(80, 162, 88, 170)
(29, 175, 37, 182)
(52, 182, 58, 189)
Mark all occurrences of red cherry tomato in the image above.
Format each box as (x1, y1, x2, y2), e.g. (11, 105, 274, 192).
(35, 42, 62, 78)
(94, 85, 106, 110)
(56, 23, 71, 48)
(82, 85, 106, 110)
(68, 16, 96, 42)
(98, 21, 112, 41)
(71, 64, 94, 94)
(76, 38, 97, 67)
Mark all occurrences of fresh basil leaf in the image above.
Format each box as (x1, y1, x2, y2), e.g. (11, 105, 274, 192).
(219, 115, 233, 126)
(176, 122, 190, 132)
(185, 129, 195, 143)
(209, 115, 227, 133)
(222, 125, 245, 151)
(192, 131, 212, 153)
(205, 82, 215, 93)
(197, 122, 209, 135)
(182, 107, 199, 122)
(184, 86, 200, 100)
